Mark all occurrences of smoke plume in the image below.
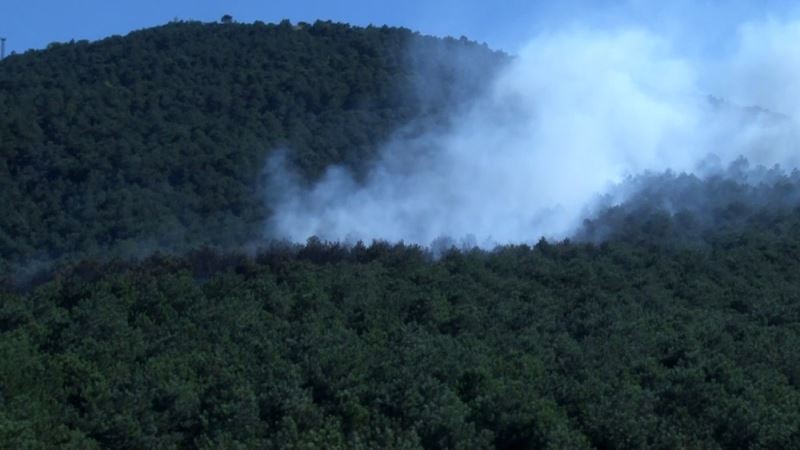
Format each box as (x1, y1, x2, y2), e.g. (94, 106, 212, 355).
(267, 19, 800, 247)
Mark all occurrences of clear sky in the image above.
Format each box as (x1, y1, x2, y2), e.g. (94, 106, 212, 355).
(1, 1, 798, 56)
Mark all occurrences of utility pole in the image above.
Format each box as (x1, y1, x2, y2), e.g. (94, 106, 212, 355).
(0, 38, 5, 59)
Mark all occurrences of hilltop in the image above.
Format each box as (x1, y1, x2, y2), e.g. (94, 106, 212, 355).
(0, 19, 505, 272)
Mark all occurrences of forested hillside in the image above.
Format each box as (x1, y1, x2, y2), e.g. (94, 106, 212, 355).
(578, 160, 800, 247)
(0, 19, 504, 272)
(3, 19, 800, 450)
(2, 212, 800, 449)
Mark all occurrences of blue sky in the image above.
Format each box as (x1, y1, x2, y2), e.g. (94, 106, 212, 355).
(1, 1, 798, 55)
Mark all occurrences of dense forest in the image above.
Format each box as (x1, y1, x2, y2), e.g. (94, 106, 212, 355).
(579, 159, 800, 247)
(0, 19, 504, 273)
(2, 212, 800, 449)
(2, 18, 800, 450)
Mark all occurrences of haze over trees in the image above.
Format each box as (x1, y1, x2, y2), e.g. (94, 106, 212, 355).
(1, 19, 800, 450)
(0, 19, 504, 273)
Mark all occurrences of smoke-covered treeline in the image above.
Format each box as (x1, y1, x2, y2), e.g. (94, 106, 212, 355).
(268, 21, 800, 247)
(4, 16, 800, 266)
(578, 158, 800, 246)
(0, 19, 505, 274)
(4, 14, 800, 450)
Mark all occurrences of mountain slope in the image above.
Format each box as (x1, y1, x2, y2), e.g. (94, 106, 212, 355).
(0, 20, 505, 270)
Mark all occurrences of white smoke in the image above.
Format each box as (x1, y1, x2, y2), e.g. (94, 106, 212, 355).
(266, 19, 800, 247)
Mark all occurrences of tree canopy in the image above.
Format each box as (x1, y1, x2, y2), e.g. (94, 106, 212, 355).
(2, 214, 800, 448)
(0, 19, 504, 272)
(2, 19, 800, 450)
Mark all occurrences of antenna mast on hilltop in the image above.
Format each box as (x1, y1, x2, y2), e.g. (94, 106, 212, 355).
(0, 38, 5, 59)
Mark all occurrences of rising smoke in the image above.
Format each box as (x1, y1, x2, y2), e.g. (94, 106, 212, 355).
(266, 19, 800, 248)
